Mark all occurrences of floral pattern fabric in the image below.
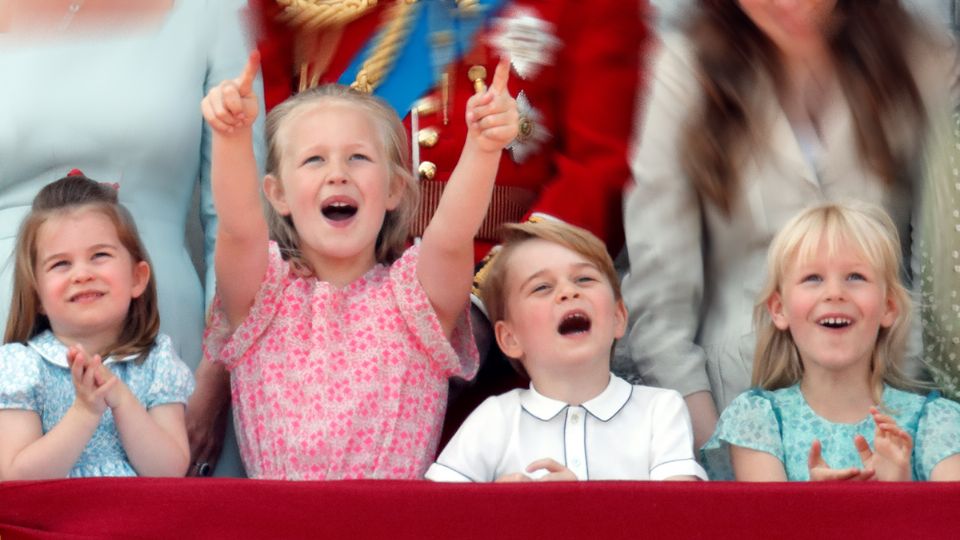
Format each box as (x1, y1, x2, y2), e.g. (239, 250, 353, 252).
(204, 242, 479, 480)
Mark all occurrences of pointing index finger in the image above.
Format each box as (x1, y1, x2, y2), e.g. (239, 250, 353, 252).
(235, 50, 261, 96)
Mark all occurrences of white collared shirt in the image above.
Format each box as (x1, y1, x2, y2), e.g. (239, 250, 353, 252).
(426, 374, 706, 481)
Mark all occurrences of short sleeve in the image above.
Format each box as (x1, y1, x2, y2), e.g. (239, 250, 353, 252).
(914, 395, 960, 480)
(203, 242, 289, 369)
(647, 389, 707, 480)
(389, 245, 479, 380)
(700, 389, 784, 480)
(426, 396, 509, 482)
(0, 344, 42, 411)
(142, 335, 196, 407)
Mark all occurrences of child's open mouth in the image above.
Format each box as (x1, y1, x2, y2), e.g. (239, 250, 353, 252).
(557, 311, 591, 335)
(321, 201, 358, 221)
(817, 316, 852, 329)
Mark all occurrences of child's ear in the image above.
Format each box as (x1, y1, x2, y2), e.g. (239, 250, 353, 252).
(263, 174, 291, 215)
(494, 320, 524, 360)
(880, 289, 899, 328)
(384, 173, 403, 212)
(613, 299, 628, 339)
(130, 261, 151, 299)
(767, 291, 789, 330)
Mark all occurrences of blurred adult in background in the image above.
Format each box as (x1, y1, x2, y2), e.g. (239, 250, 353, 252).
(0, 0, 264, 477)
(621, 0, 957, 449)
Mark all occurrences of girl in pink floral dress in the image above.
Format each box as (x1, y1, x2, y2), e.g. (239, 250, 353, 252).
(197, 53, 518, 480)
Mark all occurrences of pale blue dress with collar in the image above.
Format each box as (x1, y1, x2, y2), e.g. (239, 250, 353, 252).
(0, 331, 194, 478)
(701, 384, 960, 481)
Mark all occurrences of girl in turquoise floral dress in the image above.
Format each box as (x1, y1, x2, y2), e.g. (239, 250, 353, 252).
(702, 201, 960, 481)
(0, 174, 194, 479)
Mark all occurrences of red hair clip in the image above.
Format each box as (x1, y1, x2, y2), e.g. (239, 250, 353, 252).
(67, 168, 84, 177)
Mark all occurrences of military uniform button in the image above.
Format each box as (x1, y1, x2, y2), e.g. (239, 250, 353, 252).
(418, 128, 439, 148)
(414, 96, 440, 116)
(418, 161, 437, 180)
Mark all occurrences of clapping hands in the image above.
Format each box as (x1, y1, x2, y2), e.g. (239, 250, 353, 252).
(465, 57, 519, 154)
(807, 407, 913, 482)
(67, 345, 118, 417)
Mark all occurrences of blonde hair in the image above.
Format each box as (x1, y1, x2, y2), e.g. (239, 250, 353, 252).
(752, 201, 913, 402)
(263, 85, 419, 273)
(480, 220, 621, 325)
(5, 175, 159, 361)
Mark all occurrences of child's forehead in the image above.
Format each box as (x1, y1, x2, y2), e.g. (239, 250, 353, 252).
(785, 230, 879, 271)
(505, 239, 599, 281)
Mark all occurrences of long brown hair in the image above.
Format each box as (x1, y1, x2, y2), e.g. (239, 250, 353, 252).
(4, 175, 159, 360)
(263, 84, 419, 274)
(682, 0, 927, 215)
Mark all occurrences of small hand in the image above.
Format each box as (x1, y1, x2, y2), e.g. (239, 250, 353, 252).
(92, 361, 126, 410)
(807, 439, 875, 481)
(855, 407, 913, 482)
(201, 50, 261, 134)
(465, 57, 519, 153)
(526, 458, 578, 482)
(67, 345, 112, 417)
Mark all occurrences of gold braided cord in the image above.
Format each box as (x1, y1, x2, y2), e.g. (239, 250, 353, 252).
(276, 0, 379, 32)
(350, 0, 417, 94)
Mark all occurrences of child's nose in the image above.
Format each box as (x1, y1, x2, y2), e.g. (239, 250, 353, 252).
(556, 287, 580, 303)
(71, 265, 94, 283)
(823, 278, 845, 300)
(325, 175, 349, 186)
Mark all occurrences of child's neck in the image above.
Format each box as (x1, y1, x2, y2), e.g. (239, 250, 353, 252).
(528, 363, 611, 406)
(799, 370, 876, 424)
(305, 248, 378, 288)
(53, 328, 120, 358)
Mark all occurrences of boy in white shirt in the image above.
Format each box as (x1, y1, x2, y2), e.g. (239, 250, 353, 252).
(426, 220, 706, 482)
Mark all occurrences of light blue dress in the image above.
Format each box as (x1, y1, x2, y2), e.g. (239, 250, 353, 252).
(0, 331, 194, 478)
(701, 384, 960, 481)
(0, 0, 264, 476)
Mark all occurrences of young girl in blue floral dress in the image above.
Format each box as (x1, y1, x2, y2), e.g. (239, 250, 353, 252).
(0, 174, 194, 479)
(702, 201, 960, 481)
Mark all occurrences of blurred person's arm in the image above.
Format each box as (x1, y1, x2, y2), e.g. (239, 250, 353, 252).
(525, 0, 648, 256)
(621, 35, 716, 449)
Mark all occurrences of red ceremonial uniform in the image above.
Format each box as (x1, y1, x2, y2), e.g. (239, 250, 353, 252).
(254, 0, 646, 260)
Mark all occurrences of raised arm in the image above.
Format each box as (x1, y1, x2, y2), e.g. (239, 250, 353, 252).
(418, 58, 518, 336)
(201, 51, 270, 330)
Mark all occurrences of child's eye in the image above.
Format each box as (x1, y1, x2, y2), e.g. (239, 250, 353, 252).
(576, 275, 598, 284)
(847, 272, 867, 282)
(303, 155, 324, 166)
(93, 251, 112, 259)
(349, 153, 371, 162)
(47, 260, 69, 271)
(801, 274, 822, 284)
(531, 283, 551, 294)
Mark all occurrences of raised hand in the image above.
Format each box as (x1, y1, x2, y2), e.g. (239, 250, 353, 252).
(465, 57, 519, 153)
(807, 439, 875, 481)
(67, 345, 114, 417)
(201, 50, 261, 134)
(854, 407, 913, 482)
